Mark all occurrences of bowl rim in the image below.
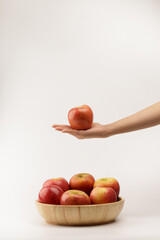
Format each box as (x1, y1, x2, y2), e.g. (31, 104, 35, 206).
(35, 196, 124, 208)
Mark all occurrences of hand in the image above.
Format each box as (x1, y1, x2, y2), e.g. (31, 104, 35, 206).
(52, 123, 111, 139)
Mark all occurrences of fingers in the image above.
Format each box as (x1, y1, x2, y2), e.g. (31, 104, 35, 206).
(63, 131, 84, 139)
(62, 129, 86, 139)
(56, 127, 85, 139)
(54, 127, 63, 131)
(62, 128, 77, 135)
(52, 124, 88, 139)
(53, 124, 79, 136)
(52, 124, 73, 132)
(63, 131, 80, 139)
(52, 124, 70, 128)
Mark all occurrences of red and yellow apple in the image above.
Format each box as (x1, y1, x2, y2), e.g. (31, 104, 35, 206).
(38, 185, 64, 204)
(43, 177, 69, 192)
(69, 173, 95, 195)
(90, 187, 117, 204)
(60, 190, 91, 205)
(93, 178, 120, 197)
(68, 105, 93, 130)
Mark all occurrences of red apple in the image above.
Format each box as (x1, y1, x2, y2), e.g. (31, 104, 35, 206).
(69, 173, 95, 195)
(93, 178, 120, 197)
(60, 190, 91, 205)
(43, 177, 69, 192)
(68, 105, 93, 130)
(38, 185, 64, 204)
(90, 187, 117, 204)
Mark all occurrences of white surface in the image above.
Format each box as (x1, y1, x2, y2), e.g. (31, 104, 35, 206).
(1, 0, 160, 239)
(1, 214, 160, 240)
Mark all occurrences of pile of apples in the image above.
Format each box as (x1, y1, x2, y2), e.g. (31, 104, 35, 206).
(38, 173, 120, 205)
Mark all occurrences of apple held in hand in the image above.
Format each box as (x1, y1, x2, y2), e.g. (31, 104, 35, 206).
(93, 178, 120, 197)
(43, 177, 69, 192)
(90, 187, 117, 204)
(68, 105, 93, 130)
(60, 190, 91, 205)
(38, 185, 64, 204)
(69, 173, 95, 195)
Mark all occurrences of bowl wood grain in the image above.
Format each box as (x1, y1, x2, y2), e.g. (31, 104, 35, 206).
(36, 197, 124, 226)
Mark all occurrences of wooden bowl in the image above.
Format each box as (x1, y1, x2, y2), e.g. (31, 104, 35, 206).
(35, 197, 124, 226)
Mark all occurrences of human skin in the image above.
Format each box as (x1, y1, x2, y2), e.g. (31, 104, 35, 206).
(52, 102, 160, 139)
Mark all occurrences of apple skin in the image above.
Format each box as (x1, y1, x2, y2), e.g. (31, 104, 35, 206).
(90, 187, 117, 204)
(68, 105, 93, 130)
(69, 173, 95, 195)
(93, 178, 120, 197)
(60, 190, 91, 205)
(43, 177, 69, 192)
(38, 185, 64, 204)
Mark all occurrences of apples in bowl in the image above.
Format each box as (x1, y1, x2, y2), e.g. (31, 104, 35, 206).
(36, 173, 124, 225)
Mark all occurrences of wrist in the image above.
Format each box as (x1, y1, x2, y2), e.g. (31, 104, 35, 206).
(102, 123, 117, 138)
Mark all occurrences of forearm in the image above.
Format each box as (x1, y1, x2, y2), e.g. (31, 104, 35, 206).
(105, 102, 160, 136)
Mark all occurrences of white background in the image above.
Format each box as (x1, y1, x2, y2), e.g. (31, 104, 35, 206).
(1, 0, 160, 239)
